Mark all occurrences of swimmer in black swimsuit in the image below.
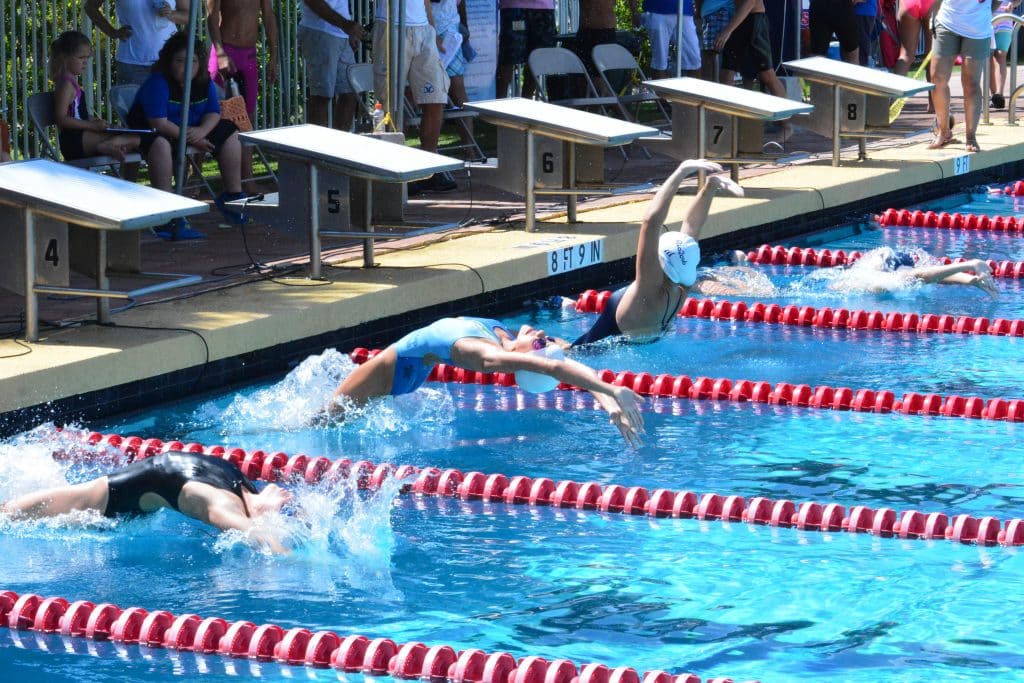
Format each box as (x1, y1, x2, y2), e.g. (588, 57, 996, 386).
(573, 160, 745, 346)
(0, 452, 292, 554)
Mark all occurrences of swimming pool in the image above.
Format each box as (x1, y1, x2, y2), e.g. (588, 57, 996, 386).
(2, 184, 1024, 682)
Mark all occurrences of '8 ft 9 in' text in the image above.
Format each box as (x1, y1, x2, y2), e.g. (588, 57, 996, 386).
(547, 239, 604, 275)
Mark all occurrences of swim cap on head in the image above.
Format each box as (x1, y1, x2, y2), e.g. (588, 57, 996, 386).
(515, 344, 565, 394)
(658, 233, 701, 286)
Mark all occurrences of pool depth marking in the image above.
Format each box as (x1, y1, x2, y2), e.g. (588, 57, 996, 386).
(0, 590, 739, 683)
(60, 431, 1024, 548)
(576, 290, 1024, 338)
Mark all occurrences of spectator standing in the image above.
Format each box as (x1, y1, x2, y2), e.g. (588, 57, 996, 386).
(430, 0, 476, 148)
(298, 0, 364, 131)
(569, 0, 619, 79)
(495, 0, 556, 99)
(990, 0, 1022, 109)
(206, 0, 279, 189)
(696, 0, 734, 81)
(807, 0, 859, 64)
(854, 0, 879, 67)
(373, 0, 456, 192)
(714, 0, 787, 99)
(86, 0, 191, 86)
(893, 0, 935, 76)
(928, 0, 993, 152)
(632, 0, 701, 78)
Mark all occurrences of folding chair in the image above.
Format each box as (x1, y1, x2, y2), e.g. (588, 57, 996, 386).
(109, 84, 216, 198)
(26, 91, 141, 174)
(527, 47, 629, 158)
(591, 43, 672, 131)
(346, 61, 485, 161)
(346, 62, 378, 131)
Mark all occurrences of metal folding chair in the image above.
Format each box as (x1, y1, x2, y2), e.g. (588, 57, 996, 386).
(26, 91, 141, 174)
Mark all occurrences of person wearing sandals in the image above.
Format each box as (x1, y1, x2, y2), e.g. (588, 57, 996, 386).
(928, 0, 994, 153)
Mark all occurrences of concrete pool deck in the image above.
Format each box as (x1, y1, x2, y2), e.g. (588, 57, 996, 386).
(3, 91, 1024, 434)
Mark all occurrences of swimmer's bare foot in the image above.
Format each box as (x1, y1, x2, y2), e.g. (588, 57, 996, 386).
(708, 174, 744, 197)
(965, 136, 981, 153)
(927, 131, 958, 149)
(729, 249, 750, 264)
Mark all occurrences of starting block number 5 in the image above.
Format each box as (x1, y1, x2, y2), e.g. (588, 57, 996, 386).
(547, 239, 604, 275)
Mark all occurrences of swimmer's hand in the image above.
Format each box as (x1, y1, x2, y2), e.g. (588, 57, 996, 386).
(707, 174, 744, 197)
(595, 387, 645, 448)
(970, 273, 999, 299)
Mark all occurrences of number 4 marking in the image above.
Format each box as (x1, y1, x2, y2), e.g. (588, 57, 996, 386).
(44, 238, 59, 267)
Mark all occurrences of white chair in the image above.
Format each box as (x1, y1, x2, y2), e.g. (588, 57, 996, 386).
(591, 43, 671, 131)
(26, 91, 141, 174)
(345, 62, 485, 161)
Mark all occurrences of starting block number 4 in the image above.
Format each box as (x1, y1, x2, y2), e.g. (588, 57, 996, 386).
(547, 239, 604, 275)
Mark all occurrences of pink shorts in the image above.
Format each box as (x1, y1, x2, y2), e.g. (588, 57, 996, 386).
(208, 43, 259, 118)
(900, 0, 936, 22)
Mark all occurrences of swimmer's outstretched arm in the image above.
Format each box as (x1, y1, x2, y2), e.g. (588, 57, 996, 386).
(468, 344, 645, 447)
(913, 259, 997, 297)
(204, 502, 291, 555)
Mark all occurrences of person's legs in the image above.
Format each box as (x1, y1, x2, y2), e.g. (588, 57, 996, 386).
(146, 136, 174, 191)
(646, 12, 672, 78)
(406, 25, 450, 153)
(216, 131, 243, 193)
(417, 103, 443, 153)
(893, 8, 921, 76)
(300, 26, 344, 128)
(958, 36, 991, 150)
(2, 477, 109, 519)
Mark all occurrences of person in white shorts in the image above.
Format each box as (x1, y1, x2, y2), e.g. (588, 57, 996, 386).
(299, 0, 365, 131)
(373, 0, 456, 193)
(632, 0, 701, 78)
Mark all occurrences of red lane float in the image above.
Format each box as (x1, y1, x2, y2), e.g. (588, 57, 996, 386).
(60, 430, 1024, 550)
(575, 292, 1024, 341)
(710, 244, 1022, 280)
(877, 207, 1024, 231)
(0, 590, 731, 683)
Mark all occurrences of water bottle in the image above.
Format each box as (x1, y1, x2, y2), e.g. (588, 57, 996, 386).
(372, 102, 386, 132)
(228, 78, 241, 98)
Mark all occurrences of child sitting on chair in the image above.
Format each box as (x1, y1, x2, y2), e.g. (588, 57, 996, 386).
(51, 31, 140, 163)
(128, 32, 248, 239)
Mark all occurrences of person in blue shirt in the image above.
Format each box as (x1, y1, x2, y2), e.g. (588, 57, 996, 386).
(128, 31, 247, 238)
(631, 0, 701, 78)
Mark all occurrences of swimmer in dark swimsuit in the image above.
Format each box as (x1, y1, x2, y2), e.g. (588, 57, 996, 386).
(0, 452, 292, 554)
(331, 317, 645, 446)
(710, 247, 999, 297)
(573, 160, 745, 346)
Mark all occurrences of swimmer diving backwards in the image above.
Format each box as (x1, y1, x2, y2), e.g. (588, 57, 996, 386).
(330, 317, 645, 447)
(573, 159, 744, 346)
(1, 452, 292, 554)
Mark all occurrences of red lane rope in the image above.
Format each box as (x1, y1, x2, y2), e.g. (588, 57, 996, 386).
(739, 243, 1024, 278)
(0, 589, 741, 683)
(58, 431, 1024, 548)
(345, 349, 1024, 423)
(573, 291, 1024, 338)
(877, 207, 1024, 232)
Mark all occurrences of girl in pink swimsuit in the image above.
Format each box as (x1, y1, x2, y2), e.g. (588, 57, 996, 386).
(894, 0, 937, 77)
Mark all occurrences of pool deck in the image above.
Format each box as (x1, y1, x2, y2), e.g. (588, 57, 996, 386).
(4, 86, 1024, 434)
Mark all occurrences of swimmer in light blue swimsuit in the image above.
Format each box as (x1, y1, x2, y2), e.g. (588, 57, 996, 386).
(573, 160, 744, 346)
(331, 317, 646, 446)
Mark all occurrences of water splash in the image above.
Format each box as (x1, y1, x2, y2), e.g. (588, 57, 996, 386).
(212, 471, 405, 598)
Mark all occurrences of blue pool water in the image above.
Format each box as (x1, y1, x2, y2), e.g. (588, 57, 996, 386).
(3, 185, 1024, 682)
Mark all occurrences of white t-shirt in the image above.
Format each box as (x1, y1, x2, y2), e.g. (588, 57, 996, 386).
(936, 0, 994, 40)
(300, 0, 352, 38)
(375, 0, 429, 26)
(114, 0, 179, 66)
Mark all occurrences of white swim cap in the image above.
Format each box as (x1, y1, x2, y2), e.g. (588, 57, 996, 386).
(515, 344, 565, 393)
(658, 233, 701, 286)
